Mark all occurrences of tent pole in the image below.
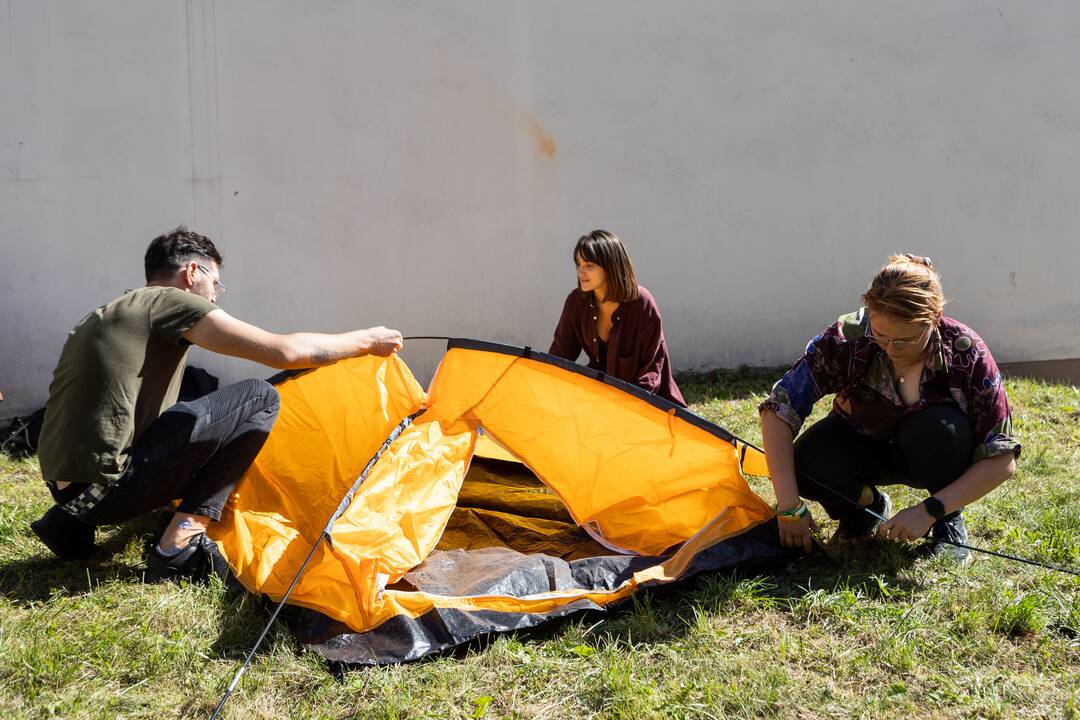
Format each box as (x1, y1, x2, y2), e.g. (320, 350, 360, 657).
(209, 530, 329, 719)
(208, 411, 422, 718)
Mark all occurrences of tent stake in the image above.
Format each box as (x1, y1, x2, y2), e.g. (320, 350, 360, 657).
(737, 439, 1080, 577)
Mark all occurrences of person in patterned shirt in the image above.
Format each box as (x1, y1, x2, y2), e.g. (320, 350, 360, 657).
(758, 254, 1019, 564)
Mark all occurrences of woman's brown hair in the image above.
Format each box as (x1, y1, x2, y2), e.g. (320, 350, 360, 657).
(862, 253, 947, 326)
(574, 229, 640, 303)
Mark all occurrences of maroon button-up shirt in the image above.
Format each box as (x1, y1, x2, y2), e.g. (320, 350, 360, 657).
(549, 285, 686, 406)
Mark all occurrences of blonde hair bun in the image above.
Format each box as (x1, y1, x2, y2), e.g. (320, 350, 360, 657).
(889, 253, 934, 270)
(863, 253, 947, 325)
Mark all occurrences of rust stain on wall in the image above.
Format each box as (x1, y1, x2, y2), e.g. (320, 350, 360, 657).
(518, 109, 557, 158)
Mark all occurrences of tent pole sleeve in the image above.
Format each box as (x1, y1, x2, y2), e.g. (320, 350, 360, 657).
(210, 409, 425, 718)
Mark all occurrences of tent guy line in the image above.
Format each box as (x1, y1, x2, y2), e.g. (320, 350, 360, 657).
(737, 439, 1080, 578)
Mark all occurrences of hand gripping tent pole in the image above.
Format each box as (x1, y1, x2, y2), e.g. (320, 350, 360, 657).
(209, 412, 422, 720)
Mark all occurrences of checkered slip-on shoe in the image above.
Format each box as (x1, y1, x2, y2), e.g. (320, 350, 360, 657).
(144, 533, 230, 584)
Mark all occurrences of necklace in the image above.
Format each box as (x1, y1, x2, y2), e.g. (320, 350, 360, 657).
(892, 359, 921, 385)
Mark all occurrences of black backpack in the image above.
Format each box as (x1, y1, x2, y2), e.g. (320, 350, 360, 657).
(1, 365, 220, 458)
(1, 408, 45, 458)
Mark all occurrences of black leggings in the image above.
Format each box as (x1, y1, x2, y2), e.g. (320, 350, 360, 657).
(49, 379, 280, 526)
(793, 404, 974, 519)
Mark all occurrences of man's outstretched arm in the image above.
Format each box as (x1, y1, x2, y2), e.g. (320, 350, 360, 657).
(183, 309, 403, 369)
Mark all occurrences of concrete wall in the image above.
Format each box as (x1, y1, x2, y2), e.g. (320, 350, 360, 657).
(3, 1, 1080, 419)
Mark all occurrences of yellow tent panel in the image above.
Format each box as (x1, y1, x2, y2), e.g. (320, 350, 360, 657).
(209, 340, 790, 664)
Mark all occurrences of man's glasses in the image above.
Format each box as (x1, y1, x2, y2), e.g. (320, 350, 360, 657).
(866, 323, 930, 349)
(196, 264, 226, 296)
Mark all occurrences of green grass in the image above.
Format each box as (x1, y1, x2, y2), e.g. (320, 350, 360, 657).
(2, 372, 1078, 719)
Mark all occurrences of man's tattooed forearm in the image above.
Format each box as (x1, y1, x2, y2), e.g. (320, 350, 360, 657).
(311, 347, 335, 365)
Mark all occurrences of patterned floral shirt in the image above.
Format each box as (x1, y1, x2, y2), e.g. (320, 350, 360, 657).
(759, 308, 1020, 463)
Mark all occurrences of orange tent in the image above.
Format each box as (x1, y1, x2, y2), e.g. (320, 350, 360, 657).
(210, 340, 791, 663)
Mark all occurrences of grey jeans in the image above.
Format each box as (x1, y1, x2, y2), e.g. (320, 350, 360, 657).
(49, 379, 280, 525)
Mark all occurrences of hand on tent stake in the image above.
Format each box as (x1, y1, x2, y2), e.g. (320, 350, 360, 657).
(878, 504, 935, 542)
(778, 511, 818, 553)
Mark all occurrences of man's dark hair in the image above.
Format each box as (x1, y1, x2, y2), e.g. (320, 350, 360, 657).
(144, 226, 224, 281)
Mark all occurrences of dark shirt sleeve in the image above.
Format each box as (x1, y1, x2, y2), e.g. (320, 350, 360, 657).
(148, 288, 218, 346)
(964, 344, 1021, 462)
(758, 320, 856, 434)
(549, 291, 583, 360)
(632, 293, 666, 393)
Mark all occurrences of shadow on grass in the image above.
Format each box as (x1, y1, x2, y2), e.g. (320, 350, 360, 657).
(208, 589, 282, 661)
(325, 536, 929, 678)
(0, 513, 168, 603)
(677, 366, 787, 405)
(577, 537, 925, 651)
(2, 515, 288, 671)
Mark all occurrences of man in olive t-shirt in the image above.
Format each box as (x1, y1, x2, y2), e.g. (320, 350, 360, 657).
(38, 286, 219, 486)
(32, 227, 404, 582)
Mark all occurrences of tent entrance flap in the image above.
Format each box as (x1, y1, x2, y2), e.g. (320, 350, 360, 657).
(406, 456, 611, 569)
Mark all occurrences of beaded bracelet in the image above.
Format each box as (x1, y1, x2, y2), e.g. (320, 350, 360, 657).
(774, 501, 809, 523)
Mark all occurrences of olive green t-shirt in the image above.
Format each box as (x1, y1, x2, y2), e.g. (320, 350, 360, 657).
(38, 287, 219, 485)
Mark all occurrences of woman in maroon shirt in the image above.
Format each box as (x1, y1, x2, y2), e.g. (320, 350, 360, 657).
(549, 229, 685, 406)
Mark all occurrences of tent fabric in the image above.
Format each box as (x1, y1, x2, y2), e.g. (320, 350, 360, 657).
(209, 340, 793, 664)
(290, 519, 790, 665)
(424, 340, 774, 555)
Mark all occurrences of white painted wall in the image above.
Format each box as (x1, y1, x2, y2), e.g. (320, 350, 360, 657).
(3, 1, 1080, 420)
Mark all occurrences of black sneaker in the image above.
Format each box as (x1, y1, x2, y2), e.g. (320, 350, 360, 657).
(30, 505, 99, 561)
(836, 488, 892, 539)
(145, 533, 229, 584)
(929, 512, 972, 565)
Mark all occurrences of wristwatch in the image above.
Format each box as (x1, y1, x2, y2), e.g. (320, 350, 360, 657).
(921, 496, 946, 520)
